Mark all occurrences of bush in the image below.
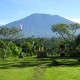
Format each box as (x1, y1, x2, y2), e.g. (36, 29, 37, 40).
(7, 42, 21, 57)
(22, 42, 32, 54)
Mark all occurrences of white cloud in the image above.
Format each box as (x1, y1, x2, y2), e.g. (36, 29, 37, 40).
(66, 18, 80, 23)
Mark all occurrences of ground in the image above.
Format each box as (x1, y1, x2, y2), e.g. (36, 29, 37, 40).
(0, 56, 80, 80)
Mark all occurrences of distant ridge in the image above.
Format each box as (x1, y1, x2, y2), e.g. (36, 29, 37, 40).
(1, 13, 75, 37)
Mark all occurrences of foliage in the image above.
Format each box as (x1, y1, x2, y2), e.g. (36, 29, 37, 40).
(0, 27, 23, 40)
(0, 27, 24, 58)
(0, 40, 6, 59)
(22, 41, 32, 54)
(74, 34, 80, 57)
(0, 40, 21, 58)
(52, 23, 80, 57)
(75, 34, 80, 45)
(52, 23, 80, 41)
(7, 42, 21, 56)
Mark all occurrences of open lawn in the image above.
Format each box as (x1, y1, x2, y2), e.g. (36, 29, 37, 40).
(0, 56, 80, 80)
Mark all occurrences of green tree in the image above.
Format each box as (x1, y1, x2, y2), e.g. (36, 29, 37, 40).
(7, 41, 21, 57)
(22, 42, 32, 56)
(0, 27, 23, 59)
(0, 27, 23, 40)
(52, 23, 80, 41)
(52, 23, 80, 57)
(0, 40, 6, 59)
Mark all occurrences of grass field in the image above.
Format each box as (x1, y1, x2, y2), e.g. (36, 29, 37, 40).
(0, 56, 80, 80)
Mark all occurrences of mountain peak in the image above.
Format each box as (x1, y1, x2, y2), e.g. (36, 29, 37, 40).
(3, 13, 75, 37)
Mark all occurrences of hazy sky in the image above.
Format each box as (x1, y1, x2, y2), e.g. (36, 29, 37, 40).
(0, 0, 80, 25)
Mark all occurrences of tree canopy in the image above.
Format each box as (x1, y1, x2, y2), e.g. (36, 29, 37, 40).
(0, 27, 23, 40)
(52, 23, 80, 41)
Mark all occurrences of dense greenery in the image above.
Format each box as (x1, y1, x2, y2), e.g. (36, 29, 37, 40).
(0, 25, 80, 58)
(52, 23, 80, 57)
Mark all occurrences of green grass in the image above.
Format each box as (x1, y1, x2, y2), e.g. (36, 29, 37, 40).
(0, 56, 80, 80)
(0, 68, 33, 80)
(46, 66, 80, 80)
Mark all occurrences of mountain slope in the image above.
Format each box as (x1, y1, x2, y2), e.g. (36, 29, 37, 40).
(2, 13, 75, 37)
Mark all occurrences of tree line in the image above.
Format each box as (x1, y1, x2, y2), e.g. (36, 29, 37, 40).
(0, 23, 80, 59)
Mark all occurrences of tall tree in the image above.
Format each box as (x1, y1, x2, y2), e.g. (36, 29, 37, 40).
(0, 27, 23, 40)
(51, 23, 80, 41)
(0, 27, 24, 59)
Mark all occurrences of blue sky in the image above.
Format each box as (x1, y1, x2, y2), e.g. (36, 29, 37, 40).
(0, 0, 80, 25)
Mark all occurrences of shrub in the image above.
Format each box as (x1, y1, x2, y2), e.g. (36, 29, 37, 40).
(7, 41, 21, 57)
